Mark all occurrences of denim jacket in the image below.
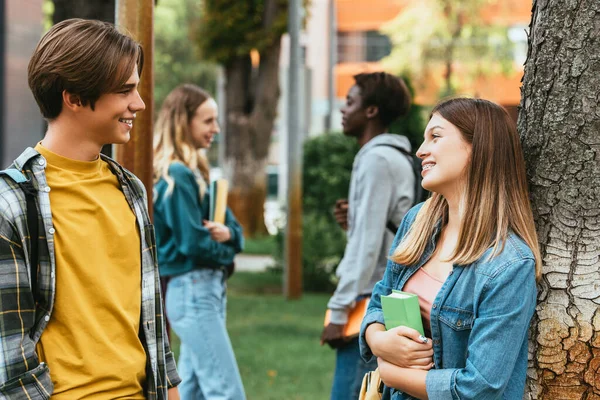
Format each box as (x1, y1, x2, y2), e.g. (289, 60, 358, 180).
(359, 203, 537, 400)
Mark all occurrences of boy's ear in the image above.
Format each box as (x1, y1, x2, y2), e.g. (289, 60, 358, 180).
(365, 105, 379, 120)
(62, 90, 82, 112)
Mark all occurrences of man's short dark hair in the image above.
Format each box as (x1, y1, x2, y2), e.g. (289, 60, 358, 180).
(353, 72, 411, 127)
(28, 18, 144, 119)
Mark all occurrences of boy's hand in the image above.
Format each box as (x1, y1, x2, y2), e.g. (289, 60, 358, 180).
(320, 322, 346, 347)
(333, 199, 349, 230)
(203, 221, 231, 243)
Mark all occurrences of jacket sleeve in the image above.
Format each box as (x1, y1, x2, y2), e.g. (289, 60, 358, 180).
(425, 258, 537, 400)
(161, 164, 235, 267)
(224, 208, 244, 254)
(0, 211, 53, 399)
(327, 154, 411, 324)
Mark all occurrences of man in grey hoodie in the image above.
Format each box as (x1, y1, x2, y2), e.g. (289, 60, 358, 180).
(321, 72, 415, 400)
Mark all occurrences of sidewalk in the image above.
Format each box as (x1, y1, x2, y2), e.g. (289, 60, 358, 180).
(235, 254, 275, 272)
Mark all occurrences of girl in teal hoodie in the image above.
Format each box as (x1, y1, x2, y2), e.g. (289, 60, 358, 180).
(153, 84, 245, 400)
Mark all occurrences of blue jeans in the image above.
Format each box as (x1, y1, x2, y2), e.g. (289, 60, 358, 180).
(331, 337, 378, 400)
(166, 269, 246, 400)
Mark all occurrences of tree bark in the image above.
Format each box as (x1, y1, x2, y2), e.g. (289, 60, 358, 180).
(222, 2, 283, 237)
(52, 0, 115, 23)
(518, 1, 600, 398)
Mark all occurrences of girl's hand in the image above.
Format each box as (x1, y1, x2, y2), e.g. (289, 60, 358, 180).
(203, 221, 231, 243)
(368, 325, 434, 370)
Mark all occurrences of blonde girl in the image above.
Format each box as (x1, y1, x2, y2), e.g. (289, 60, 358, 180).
(153, 84, 245, 400)
(360, 98, 541, 400)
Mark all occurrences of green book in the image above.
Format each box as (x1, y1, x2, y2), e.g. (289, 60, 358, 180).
(381, 290, 425, 336)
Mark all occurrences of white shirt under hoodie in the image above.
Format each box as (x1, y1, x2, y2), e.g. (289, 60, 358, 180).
(327, 133, 415, 324)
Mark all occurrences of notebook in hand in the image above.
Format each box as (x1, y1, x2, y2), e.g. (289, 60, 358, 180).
(209, 179, 229, 224)
(381, 290, 424, 336)
(323, 297, 370, 340)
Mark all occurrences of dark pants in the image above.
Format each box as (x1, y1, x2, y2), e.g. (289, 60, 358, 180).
(330, 337, 378, 400)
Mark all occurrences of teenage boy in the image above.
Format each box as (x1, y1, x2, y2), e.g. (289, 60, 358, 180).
(321, 72, 415, 400)
(0, 19, 180, 399)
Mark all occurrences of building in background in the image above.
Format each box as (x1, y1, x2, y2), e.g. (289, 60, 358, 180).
(0, 0, 45, 167)
(302, 0, 531, 136)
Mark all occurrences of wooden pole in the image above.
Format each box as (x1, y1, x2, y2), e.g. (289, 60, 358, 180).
(114, 0, 154, 216)
(284, 0, 303, 299)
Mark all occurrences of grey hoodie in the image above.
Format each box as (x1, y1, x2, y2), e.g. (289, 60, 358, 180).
(327, 133, 415, 324)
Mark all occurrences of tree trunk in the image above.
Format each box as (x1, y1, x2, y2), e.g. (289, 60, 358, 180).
(222, 13, 282, 237)
(518, 1, 600, 398)
(52, 0, 115, 23)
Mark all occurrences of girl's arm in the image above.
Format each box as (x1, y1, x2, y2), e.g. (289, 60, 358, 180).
(378, 358, 428, 400)
(224, 207, 244, 253)
(366, 324, 433, 370)
(162, 164, 236, 266)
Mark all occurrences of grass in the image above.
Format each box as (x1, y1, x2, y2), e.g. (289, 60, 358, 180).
(169, 272, 335, 400)
(242, 234, 278, 255)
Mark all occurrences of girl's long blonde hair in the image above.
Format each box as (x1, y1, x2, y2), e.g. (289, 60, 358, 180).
(153, 84, 212, 197)
(391, 98, 542, 279)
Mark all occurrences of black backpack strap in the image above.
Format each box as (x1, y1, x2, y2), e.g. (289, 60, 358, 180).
(372, 144, 419, 235)
(22, 182, 39, 300)
(0, 169, 39, 299)
(386, 220, 399, 235)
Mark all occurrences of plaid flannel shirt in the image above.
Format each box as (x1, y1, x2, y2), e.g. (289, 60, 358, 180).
(0, 147, 180, 399)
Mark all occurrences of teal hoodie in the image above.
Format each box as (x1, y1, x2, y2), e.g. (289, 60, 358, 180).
(153, 162, 244, 277)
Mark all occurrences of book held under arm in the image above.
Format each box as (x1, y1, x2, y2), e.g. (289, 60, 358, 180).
(209, 179, 229, 224)
(381, 290, 424, 336)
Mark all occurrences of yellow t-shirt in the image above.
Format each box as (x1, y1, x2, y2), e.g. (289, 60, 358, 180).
(35, 144, 146, 399)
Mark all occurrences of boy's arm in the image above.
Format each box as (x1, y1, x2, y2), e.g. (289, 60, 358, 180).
(0, 215, 50, 398)
(326, 154, 395, 324)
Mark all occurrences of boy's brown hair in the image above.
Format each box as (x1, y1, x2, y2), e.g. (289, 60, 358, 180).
(28, 18, 144, 119)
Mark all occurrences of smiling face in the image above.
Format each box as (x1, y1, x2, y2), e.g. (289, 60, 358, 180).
(417, 113, 472, 197)
(77, 64, 145, 146)
(190, 98, 219, 149)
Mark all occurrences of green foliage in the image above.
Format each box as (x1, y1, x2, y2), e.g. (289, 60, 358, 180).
(154, 0, 218, 111)
(298, 212, 348, 292)
(303, 134, 359, 216)
(227, 271, 283, 295)
(196, 0, 289, 65)
(228, 293, 334, 398)
(43, 0, 54, 31)
(271, 133, 358, 292)
(301, 133, 359, 291)
(381, 0, 516, 96)
(243, 234, 278, 255)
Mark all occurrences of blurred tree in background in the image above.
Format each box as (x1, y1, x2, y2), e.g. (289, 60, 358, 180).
(388, 75, 428, 150)
(195, 0, 289, 237)
(273, 133, 358, 292)
(51, 0, 114, 24)
(154, 0, 217, 113)
(382, 0, 515, 97)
